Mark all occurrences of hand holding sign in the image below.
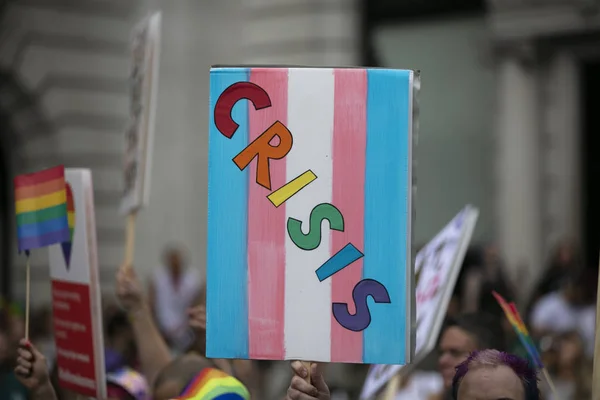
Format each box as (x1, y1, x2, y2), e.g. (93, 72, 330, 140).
(115, 264, 145, 313)
(286, 361, 330, 400)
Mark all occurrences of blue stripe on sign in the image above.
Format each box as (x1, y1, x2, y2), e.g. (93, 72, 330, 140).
(207, 67, 250, 359)
(17, 216, 68, 238)
(363, 69, 412, 364)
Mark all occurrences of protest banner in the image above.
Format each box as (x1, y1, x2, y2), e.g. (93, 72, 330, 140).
(121, 11, 161, 266)
(360, 206, 479, 399)
(48, 169, 106, 399)
(206, 67, 419, 364)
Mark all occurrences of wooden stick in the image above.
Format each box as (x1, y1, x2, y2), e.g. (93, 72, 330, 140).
(592, 252, 600, 400)
(124, 212, 137, 269)
(382, 374, 401, 400)
(541, 367, 560, 400)
(301, 361, 312, 384)
(25, 255, 31, 341)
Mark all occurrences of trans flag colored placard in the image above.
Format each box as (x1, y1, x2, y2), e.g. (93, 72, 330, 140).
(207, 66, 419, 364)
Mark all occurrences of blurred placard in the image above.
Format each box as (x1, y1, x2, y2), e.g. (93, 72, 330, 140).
(360, 206, 479, 399)
(121, 11, 161, 215)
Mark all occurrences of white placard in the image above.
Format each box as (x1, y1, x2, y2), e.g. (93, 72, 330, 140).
(360, 206, 479, 399)
(48, 169, 106, 399)
(120, 11, 161, 214)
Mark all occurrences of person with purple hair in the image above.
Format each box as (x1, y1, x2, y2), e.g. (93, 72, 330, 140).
(285, 313, 506, 400)
(452, 349, 540, 400)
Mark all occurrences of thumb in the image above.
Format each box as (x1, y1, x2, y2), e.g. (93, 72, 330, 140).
(310, 363, 328, 393)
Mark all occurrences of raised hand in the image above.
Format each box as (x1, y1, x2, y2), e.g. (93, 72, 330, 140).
(115, 264, 144, 312)
(187, 304, 206, 332)
(286, 361, 330, 400)
(14, 339, 49, 391)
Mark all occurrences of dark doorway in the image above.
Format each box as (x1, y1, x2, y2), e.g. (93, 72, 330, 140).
(580, 61, 600, 268)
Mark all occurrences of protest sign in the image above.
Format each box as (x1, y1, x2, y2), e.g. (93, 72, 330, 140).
(48, 169, 106, 399)
(360, 206, 479, 399)
(121, 11, 161, 215)
(206, 67, 418, 364)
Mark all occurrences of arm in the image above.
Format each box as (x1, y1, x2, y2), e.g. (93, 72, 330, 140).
(31, 381, 58, 400)
(148, 280, 156, 319)
(116, 266, 173, 386)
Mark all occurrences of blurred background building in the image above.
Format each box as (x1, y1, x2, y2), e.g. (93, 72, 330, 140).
(0, 0, 598, 305)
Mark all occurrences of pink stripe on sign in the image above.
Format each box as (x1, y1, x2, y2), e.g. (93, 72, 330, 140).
(247, 68, 288, 359)
(331, 69, 367, 363)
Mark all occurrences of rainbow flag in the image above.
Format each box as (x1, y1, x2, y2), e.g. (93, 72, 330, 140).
(492, 291, 543, 368)
(14, 165, 70, 252)
(172, 368, 250, 400)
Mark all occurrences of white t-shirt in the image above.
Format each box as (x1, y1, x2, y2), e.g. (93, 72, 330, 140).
(153, 266, 202, 346)
(530, 291, 596, 356)
(394, 372, 444, 400)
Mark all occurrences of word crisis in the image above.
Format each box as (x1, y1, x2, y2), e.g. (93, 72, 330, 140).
(214, 81, 390, 332)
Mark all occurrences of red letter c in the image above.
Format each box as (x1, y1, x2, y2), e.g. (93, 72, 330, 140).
(214, 82, 272, 139)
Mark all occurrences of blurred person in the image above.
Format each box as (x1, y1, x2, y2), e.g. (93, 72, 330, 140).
(459, 245, 514, 316)
(436, 313, 506, 394)
(533, 240, 579, 300)
(105, 309, 138, 373)
(530, 267, 597, 356)
(152, 353, 249, 400)
(149, 245, 202, 352)
(106, 366, 152, 400)
(15, 338, 150, 400)
(452, 349, 540, 400)
(541, 331, 592, 400)
(285, 313, 505, 400)
(116, 264, 252, 399)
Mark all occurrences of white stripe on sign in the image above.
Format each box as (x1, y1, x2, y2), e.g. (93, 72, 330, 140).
(284, 68, 335, 361)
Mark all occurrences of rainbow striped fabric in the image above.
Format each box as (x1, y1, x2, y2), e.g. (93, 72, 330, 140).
(492, 291, 543, 368)
(14, 165, 70, 252)
(106, 367, 151, 400)
(172, 368, 250, 400)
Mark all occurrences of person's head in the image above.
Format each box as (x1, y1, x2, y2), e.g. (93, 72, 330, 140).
(107, 383, 136, 400)
(153, 354, 213, 400)
(105, 310, 136, 366)
(452, 350, 539, 400)
(438, 313, 506, 389)
(163, 245, 187, 275)
(562, 267, 597, 306)
(106, 367, 151, 400)
(556, 331, 584, 368)
(551, 240, 577, 268)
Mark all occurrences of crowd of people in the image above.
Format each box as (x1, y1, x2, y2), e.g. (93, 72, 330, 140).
(0, 240, 596, 399)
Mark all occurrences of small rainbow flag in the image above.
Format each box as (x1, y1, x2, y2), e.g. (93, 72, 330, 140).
(172, 368, 250, 400)
(14, 165, 70, 252)
(492, 291, 543, 368)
